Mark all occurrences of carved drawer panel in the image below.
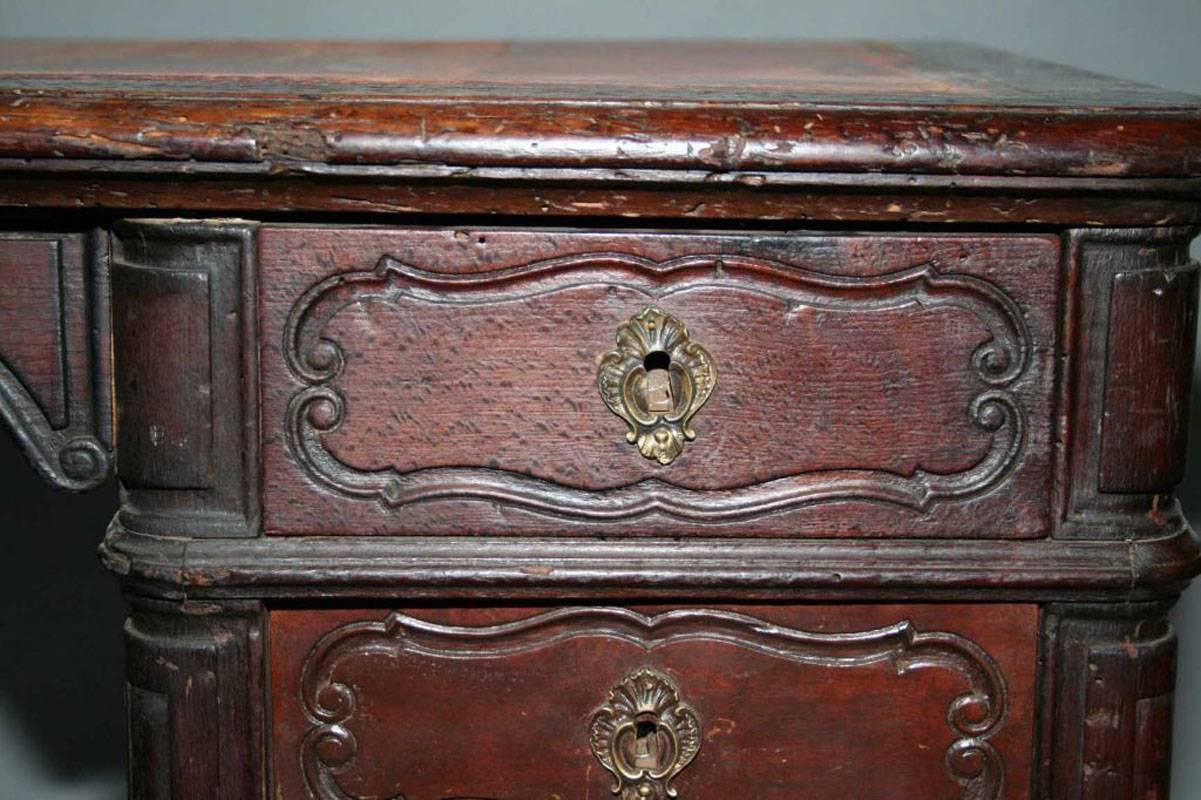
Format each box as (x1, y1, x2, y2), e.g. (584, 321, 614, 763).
(269, 604, 1038, 799)
(259, 227, 1060, 537)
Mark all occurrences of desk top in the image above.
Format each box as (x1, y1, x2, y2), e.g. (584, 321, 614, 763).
(0, 40, 1194, 106)
(0, 40, 1198, 177)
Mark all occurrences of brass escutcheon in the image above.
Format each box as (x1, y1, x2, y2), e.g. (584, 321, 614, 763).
(589, 668, 702, 800)
(596, 307, 716, 465)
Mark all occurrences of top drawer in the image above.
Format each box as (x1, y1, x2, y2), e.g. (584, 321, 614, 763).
(260, 227, 1059, 538)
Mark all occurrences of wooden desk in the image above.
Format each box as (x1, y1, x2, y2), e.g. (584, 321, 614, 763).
(0, 40, 1198, 798)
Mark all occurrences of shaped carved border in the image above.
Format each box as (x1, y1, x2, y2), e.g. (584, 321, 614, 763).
(283, 252, 1030, 520)
(297, 607, 1009, 800)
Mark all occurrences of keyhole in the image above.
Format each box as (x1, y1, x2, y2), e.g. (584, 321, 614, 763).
(633, 719, 661, 768)
(643, 351, 674, 413)
(643, 351, 671, 372)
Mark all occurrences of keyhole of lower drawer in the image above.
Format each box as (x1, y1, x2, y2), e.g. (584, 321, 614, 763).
(643, 351, 674, 413)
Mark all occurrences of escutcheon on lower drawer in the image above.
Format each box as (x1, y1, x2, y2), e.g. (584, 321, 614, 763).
(260, 227, 1059, 537)
(269, 604, 1038, 799)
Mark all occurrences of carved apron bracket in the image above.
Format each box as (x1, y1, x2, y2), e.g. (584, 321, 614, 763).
(0, 232, 112, 491)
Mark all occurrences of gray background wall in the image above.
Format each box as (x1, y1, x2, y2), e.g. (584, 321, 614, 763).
(0, 0, 1199, 797)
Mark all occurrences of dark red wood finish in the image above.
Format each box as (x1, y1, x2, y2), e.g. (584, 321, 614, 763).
(260, 227, 1059, 538)
(1099, 267, 1198, 493)
(109, 223, 260, 538)
(0, 232, 110, 491)
(0, 40, 1196, 800)
(270, 603, 1039, 800)
(1, 41, 1201, 228)
(0, 237, 68, 426)
(1, 41, 1200, 179)
(3, 166, 1200, 228)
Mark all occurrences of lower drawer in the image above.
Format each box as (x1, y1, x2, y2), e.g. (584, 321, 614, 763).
(270, 603, 1038, 799)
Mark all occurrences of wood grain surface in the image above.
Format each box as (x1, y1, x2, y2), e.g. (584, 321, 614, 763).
(269, 603, 1039, 800)
(0, 39, 1195, 800)
(0, 41, 1198, 178)
(0, 236, 66, 427)
(261, 226, 1059, 537)
(0, 232, 111, 490)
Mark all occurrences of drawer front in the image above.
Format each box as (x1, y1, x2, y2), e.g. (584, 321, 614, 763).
(260, 227, 1059, 537)
(270, 604, 1038, 799)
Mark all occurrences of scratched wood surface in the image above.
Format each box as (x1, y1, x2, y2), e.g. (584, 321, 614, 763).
(0, 40, 1198, 178)
(269, 603, 1038, 800)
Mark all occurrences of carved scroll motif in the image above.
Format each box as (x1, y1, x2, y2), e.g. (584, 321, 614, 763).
(283, 252, 1030, 521)
(297, 607, 1009, 800)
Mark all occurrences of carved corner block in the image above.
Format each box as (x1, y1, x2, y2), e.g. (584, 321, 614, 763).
(124, 599, 266, 799)
(1060, 227, 1200, 539)
(1041, 603, 1177, 800)
(0, 231, 112, 491)
(111, 220, 261, 537)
